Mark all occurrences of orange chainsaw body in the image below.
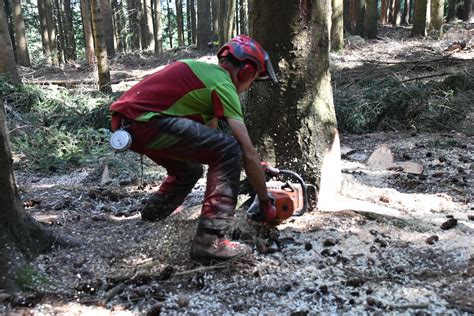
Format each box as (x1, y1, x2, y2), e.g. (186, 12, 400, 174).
(266, 181, 305, 221)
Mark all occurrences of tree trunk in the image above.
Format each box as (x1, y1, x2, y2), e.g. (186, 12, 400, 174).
(37, 0, 51, 61)
(175, 0, 184, 46)
(401, 0, 410, 24)
(218, 0, 235, 46)
(343, 0, 352, 32)
(63, 0, 76, 61)
(167, 0, 172, 48)
(90, 0, 112, 93)
(409, 0, 414, 22)
(55, 0, 65, 64)
(464, 0, 473, 22)
(363, 0, 378, 38)
(190, 0, 196, 43)
(0, 0, 20, 84)
(45, 0, 58, 65)
(0, 99, 73, 292)
(447, 0, 457, 22)
(331, 0, 344, 51)
(141, 0, 153, 49)
(411, 0, 428, 37)
(100, 0, 115, 57)
(248, 0, 338, 184)
(112, 0, 127, 52)
(196, 0, 211, 49)
(392, 0, 402, 25)
(239, 0, 247, 35)
(80, 0, 95, 65)
(211, 0, 217, 35)
(430, 0, 444, 31)
(11, 0, 30, 66)
(354, 0, 365, 35)
(128, 0, 141, 50)
(380, 0, 388, 23)
(152, 0, 163, 53)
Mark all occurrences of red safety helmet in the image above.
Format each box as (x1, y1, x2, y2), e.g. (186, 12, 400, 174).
(217, 35, 278, 83)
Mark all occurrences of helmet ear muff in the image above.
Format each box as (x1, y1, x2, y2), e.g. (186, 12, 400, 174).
(238, 62, 257, 82)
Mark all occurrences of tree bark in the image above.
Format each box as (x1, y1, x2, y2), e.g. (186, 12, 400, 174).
(63, 0, 76, 61)
(380, 0, 388, 23)
(112, 0, 127, 52)
(411, 0, 428, 37)
(196, 0, 211, 49)
(464, 0, 473, 22)
(140, 0, 153, 49)
(99, 0, 115, 57)
(392, 0, 402, 25)
(218, 0, 235, 46)
(190, 0, 196, 43)
(331, 0, 344, 51)
(45, 0, 58, 65)
(248, 0, 338, 184)
(55, 0, 65, 64)
(37, 0, 51, 61)
(447, 0, 457, 22)
(401, 0, 410, 24)
(128, 0, 141, 49)
(430, 0, 444, 31)
(11, 0, 30, 66)
(90, 0, 112, 93)
(152, 0, 163, 53)
(175, 0, 184, 46)
(354, 0, 365, 35)
(80, 0, 95, 65)
(239, 0, 247, 35)
(166, 0, 172, 48)
(0, 0, 20, 84)
(211, 0, 217, 35)
(363, 0, 378, 38)
(343, 0, 352, 31)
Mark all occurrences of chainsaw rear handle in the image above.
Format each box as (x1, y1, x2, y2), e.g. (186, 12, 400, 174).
(275, 169, 309, 216)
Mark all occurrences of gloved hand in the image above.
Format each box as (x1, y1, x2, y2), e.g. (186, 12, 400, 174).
(247, 194, 277, 223)
(261, 162, 279, 176)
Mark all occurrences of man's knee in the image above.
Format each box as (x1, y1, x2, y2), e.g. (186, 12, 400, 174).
(221, 136, 242, 161)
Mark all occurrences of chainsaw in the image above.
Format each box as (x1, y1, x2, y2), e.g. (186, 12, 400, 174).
(241, 165, 318, 224)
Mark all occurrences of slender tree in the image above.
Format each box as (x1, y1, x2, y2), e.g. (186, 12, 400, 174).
(412, 0, 428, 36)
(190, 0, 196, 43)
(63, 0, 76, 61)
(55, 0, 65, 63)
(112, 0, 127, 52)
(211, 0, 217, 35)
(218, 0, 235, 45)
(80, 0, 95, 65)
(90, 0, 112, 93)
(364, 0, 378, 38)
(45, 0, 58, 64)
(239, 0, 247, 34)
(128, 0, 141, 49)
(354, 0, 366, 35)
(196, 0, 211, 49)
(447, 0, 457, 22)
(343, 0, 352, 31)
(0, 0, 20, 83)
(152, 0, 163, 53)
(464, 0, 473, 22)
(248, 0, 338, 184)
(99, 0, 115, 57)
(175, 0, 184, 46)
(430, 0, 444, 31)
(392, 0, 402, 25)
(11, 0, 30, 66)
(331, 0, 344, 51)
(37, 0, 51, 61)
(380, 0, 389, 23)
(401, 0, 410, 24)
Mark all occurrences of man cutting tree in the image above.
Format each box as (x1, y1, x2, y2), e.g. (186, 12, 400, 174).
(109, 35, 278, 264)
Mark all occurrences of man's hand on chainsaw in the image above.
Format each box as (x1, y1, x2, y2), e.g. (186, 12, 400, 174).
(261, 162, 279, 177)
(247, 193, 277, 223)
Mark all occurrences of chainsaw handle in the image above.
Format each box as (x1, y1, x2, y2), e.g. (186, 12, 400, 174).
(277, 170, 309, 216)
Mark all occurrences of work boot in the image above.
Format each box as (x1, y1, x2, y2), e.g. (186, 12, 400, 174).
(140, 193, 184, 222)
(190, 229, 252, 265)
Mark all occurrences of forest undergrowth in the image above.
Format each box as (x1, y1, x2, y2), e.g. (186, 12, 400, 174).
(1, 24, 473, 315)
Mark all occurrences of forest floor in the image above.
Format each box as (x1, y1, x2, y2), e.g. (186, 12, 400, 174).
(2, 24, 474, 315)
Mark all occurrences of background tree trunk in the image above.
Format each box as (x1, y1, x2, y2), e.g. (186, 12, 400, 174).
(331, 0, 344, 51)
(218, 0, 235, 46)
(128, 0, 141, 49)
(90, 0, 112, 93)
(112, 0, 127, 52)
(412, 0, 428, 37)
(239, 0, 247, 35)
(354, 0, 365, 35)
(37, 0, 51, 61)
(196, 0, 211, 49)
(63, 0, 76, 61)
(248, 0, 337, 184)
(100, 0, 115, 57)
(447, 0, 457, 22)
(166, 0, 172, 48)
(80, 0, 95, 65)
(142, 0, 154, 49)
(175, 0, 184, 46)
(343, 0, 352, 32)
(190, 0, 196, 43)
(152, 0, 163, 53)
(392, 0, 402, 25)
(401, 0, 410, 24)
(11, 0, 30, 66)
(45, 0, 58, 65)
(0, 0, 20, 84)
(364, 0, 378, 38)
(464, 0, 473, 22)
(380, 0, 388, 23)
(54, 0, 65, 63)
(430, 0, 444, 31)
(211, 0, 217, 37)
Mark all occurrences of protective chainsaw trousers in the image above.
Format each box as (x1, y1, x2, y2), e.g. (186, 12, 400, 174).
(112, 114, 242, 231)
